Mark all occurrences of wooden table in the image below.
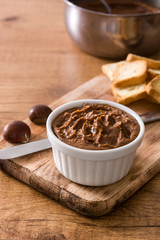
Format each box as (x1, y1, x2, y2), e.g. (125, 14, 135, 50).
(0, 0, 159, 239)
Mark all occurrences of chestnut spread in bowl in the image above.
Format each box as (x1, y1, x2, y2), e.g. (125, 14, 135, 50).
(52, 104, 140, 150)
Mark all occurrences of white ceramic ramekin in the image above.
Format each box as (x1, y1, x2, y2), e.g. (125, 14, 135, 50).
(47, 99, 145, 186)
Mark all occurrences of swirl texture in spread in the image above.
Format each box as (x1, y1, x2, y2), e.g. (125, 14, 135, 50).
(52, 104, 140, 150)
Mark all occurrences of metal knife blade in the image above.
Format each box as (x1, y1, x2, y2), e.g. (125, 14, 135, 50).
(0, 138, 51, 160)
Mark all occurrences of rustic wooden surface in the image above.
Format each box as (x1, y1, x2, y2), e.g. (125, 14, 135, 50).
(0, 74, 160, 218)
(0, 0, 160, 239)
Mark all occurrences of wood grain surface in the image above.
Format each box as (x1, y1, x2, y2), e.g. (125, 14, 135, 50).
(0, 74, 160, 218)
(0, 0, 160, 239)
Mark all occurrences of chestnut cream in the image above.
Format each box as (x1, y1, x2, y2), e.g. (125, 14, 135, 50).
(52, 104, 140, 150)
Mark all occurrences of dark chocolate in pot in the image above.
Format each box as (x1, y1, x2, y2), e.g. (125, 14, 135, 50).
(52, 104, 140, 150)
(77, 0, 159, 15)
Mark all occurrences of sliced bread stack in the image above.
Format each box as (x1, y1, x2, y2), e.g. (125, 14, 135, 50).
(102, 54, 160, 105)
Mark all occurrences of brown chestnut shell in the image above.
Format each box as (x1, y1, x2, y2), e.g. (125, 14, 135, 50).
(3, 120, 31, 144)
(28, 104, 52, 125)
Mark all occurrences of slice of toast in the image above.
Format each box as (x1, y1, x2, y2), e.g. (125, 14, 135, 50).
(146, 75, 160, 104)
(111, 83, 147, 105)
(113, 60, 147, 88)
(126, 54, 160, 69)
(101, 61, 125, 81)
(148, 69, 160, 80)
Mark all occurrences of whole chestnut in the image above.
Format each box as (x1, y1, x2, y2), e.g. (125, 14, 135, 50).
(3, 120, 31, 144)
(28, 104, 52, 125)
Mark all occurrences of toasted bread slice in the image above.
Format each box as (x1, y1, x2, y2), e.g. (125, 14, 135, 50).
(111, 83, 147, 105)
(146, 75, 160, 104)
(113, 60, 147, 88)
(148, 69, 160, 80)
(101, 61, 125, 81)
(146, 95, 160, 104)
(126, 54, 160, 69)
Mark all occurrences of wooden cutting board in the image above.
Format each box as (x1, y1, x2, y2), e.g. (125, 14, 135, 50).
(0, 75, 160, 217)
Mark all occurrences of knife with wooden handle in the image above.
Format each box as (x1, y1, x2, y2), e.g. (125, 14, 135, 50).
(140, 111, 160, 124)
